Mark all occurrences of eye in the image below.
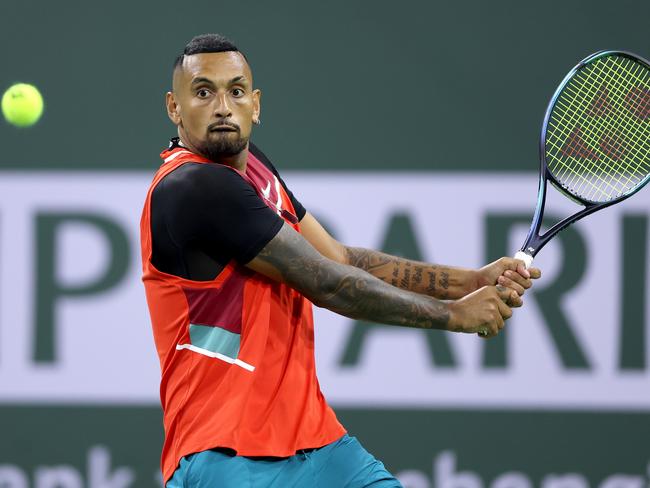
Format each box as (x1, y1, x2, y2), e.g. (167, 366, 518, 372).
(197, 88, 211, 98)
(232, 88, 245, 97)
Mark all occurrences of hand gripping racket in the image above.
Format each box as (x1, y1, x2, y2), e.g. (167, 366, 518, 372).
(515, 50, 650, 269)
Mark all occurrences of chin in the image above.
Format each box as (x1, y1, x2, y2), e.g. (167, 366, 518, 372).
(200, 137, 248, 160)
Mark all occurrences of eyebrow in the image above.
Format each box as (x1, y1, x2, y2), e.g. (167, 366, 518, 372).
(190, 75, 247, 87)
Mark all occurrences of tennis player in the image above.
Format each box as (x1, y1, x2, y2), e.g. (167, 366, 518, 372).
(140, 34, 541, 488)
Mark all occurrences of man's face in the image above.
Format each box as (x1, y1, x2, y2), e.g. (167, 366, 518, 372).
(168, 51, 260, 161)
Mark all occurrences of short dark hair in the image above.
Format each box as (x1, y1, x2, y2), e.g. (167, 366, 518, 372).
(173, 34, 246, 72)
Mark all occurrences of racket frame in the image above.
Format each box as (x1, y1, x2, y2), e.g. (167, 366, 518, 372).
(518, 50, 650, 262)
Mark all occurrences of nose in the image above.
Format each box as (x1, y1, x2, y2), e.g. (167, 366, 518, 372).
(213, 92, 232, 119)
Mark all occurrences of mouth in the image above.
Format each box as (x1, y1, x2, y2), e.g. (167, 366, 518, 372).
(209, 124, 239, 133)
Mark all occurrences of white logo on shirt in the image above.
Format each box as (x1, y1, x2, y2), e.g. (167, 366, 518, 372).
(261, 177, 283, 216)
(261, 180, 271, 200)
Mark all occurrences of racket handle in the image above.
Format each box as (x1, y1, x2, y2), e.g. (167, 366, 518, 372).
(514, 251, 534, 269)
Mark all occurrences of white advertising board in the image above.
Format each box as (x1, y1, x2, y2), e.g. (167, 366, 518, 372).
(0, 172, 647, 410)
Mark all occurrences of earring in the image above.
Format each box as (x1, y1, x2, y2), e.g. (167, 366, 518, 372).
(253, 118, 261, 125)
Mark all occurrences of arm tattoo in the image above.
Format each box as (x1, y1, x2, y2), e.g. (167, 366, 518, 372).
(254, 225, 450, 330)
(346, 246, 469, 300)
(400, 262, 411, 289)
(413, 266, 423, 285)
(426, 271, 436, 294)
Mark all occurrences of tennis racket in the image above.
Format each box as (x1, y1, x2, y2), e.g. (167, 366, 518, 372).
(514, 50, 650, 269)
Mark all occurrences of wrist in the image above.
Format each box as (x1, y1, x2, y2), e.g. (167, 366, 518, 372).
(444, 300, 462, 332)
(460, 269, 481, 297)
(419, 296, 453, 331)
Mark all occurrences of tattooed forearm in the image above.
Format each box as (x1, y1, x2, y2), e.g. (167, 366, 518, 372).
(439, 271, 450, 298)
(426, 271, 436, 294)
(413, 266, 423, 285)
(345, 246, 472, 300)
(400, 263, 411, 289)
(252, 225, 450, 330)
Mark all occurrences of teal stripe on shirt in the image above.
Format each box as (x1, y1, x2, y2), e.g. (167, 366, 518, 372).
(189, 323, 241, 359)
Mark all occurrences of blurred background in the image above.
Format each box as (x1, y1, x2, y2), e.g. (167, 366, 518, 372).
(0, 1, 648, 487)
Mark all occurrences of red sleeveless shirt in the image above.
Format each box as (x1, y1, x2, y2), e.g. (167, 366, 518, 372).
(140, 145, 345, 484)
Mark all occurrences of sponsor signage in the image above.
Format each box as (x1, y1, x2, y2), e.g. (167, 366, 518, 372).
(0, 173, 647, 409)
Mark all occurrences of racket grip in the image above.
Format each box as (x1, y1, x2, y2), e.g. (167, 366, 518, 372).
(514, 251, 534, 269)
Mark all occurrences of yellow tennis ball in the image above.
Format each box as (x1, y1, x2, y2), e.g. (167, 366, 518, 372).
(1, 83, 44, 128)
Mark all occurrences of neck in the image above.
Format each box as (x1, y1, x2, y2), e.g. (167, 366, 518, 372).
(210, 148, 249, 173)
(178, 133, 248, 172)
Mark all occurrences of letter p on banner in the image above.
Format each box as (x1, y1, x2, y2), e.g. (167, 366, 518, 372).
(33, 212, 130, 363)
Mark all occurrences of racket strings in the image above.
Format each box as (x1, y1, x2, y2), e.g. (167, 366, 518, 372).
(545, 54, 650, 203)
(581, 59, 649, 187)
(552, 59, 648, 199)
(549, 57, 649, 199)
(550, 57, 649, 200)
(550, 56, 649, 197)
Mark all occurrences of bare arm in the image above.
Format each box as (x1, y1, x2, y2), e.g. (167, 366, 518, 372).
(298, 212, 474, 299)
(345, 247, 474, 300)
(299, 212, 540, 300)
(247, 223, 515, 337)
(248, 223, 451, 330)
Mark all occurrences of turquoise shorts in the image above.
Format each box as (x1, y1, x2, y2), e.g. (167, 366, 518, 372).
(166, 434, 403, 487)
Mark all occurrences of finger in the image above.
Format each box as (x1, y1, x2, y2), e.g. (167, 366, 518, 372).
(497, 298, 513, 319)
(501, 257, 524, 274)
(495, 285, 521, 307)
(504, 270, 532, 290)
(497, 275, 525, 296)
(516, 262, 531, 279)
(495, 284, 513, 303)
(528, 267, 542, 279)
(494, 313, 504, 332)
(508, 291, 523, 308)
(493, 318, 502, 335)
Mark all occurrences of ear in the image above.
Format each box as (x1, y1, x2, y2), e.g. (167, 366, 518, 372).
(166, 91, 182, 126)
(252, 88, 262, 124)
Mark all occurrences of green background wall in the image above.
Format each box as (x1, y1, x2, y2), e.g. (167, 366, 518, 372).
(0, 1, 649, 486)
(2, 407, 649, 487)
(1, 0, 648, 170)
